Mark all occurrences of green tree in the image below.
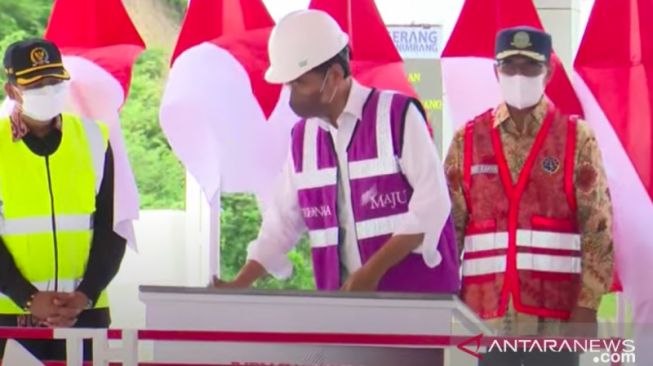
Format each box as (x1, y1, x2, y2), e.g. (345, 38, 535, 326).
(0, 1, 51, 41)
(220, 193, 315, 290)
(0, 0, 53, 99)
(121, 48, 186, 209)
(163, 0, 188, 22)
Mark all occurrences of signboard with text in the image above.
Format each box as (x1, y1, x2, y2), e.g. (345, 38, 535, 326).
(388, 26, 443, 59)
(387, 25, 445, 153)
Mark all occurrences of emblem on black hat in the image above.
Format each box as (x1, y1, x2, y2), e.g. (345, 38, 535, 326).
(511, 31, 532, 49)
(30, 47, 50, 67)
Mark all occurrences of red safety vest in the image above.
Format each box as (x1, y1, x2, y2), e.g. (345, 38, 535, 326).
(460, 105, 581, 320)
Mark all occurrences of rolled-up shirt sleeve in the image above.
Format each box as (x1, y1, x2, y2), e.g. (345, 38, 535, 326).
(246, 151, 307, 279)
(394, 104, 452, 268)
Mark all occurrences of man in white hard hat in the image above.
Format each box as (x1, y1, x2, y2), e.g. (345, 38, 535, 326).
(215, 10, 460, 296)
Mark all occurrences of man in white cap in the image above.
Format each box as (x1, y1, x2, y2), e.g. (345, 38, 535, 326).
(215, 10, 459, 297)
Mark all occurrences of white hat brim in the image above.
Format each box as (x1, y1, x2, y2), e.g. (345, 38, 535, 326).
(264, 35, 349, 85)
(264, 66, 298, 84)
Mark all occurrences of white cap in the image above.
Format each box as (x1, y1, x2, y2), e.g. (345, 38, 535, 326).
(265, 10, 349, 84)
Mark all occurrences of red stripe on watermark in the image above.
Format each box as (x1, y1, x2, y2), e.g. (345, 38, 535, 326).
(0, 327, 623, 349)
(0, 327, 53, 340)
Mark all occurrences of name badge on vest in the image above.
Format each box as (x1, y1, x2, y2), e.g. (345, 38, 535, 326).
(471, 164, 499, 175)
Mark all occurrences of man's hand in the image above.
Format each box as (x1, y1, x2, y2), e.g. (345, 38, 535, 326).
(564, 306, 598, 338)
(340, 234, 424, 292)
(208, 261, 267, 290)
(53, 291, 89, 310)
(45, 292, 89, 328)
(340, 267, 381, 292)
(28, 291, 60, 324)
(209, 276, 249, 289)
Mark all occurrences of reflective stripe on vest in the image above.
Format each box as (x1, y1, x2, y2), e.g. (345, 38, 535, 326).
(294, 92, 401, 191)
(0, 214, 92, 235)
(348, 90, 399, 179)
(516, 230, 581, 274)
(295, 168, 337, 190)
(295, 157, 402, 190)
(463, 230, 581, 276)
(516, 230, 581, 251)
(309, 227, 339, 248)
(464, 232, 509, 253)
(81, 118, 107, 194)
(462, 232, 509, 276)
(463, 256, 508, 276)
(309, 213, 423, 255)
(0, 279, 81, 300)
(355, 213, 406, 240)
(516, 253, 581, 274)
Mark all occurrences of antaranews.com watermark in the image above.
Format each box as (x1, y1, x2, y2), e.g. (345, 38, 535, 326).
(458, 335, 636, 364)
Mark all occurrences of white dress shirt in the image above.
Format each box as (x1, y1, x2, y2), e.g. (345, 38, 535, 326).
(247, 80, 452, 279)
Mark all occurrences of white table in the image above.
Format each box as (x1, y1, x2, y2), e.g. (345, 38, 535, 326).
(139, 286, 490, 365)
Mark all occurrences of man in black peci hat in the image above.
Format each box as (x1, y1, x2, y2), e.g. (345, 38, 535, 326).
(0, 38, 126, 361)
(444, 27, 614, 365)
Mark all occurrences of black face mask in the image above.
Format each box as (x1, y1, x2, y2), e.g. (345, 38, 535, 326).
(288, 70, 337, 119)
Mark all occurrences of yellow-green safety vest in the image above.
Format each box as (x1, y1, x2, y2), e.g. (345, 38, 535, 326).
(0, 113, 110, 314)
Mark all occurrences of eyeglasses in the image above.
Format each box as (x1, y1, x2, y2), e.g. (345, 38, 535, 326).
(497, 60, 547, 77)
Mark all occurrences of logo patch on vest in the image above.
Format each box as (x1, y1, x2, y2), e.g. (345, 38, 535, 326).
(541, 156, 561, 175)
(361, 185, 379, 207)
(471, 164, 499, 175)
(302, 205, 333, 219)
(361, 185, 409, 210)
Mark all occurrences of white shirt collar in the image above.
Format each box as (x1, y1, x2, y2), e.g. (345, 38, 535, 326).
(315, 79, 372, 130)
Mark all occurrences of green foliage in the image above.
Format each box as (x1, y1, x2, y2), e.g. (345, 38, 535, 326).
(0, 0, 53, 98)
(0, 1, 51, 41)
(220, 193, 315, 290)
(121, 48, 186, 209)
(0, 29, 30, 98)
(162, 0, 188, 22)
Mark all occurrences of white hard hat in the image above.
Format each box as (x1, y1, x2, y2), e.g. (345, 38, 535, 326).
(265, 10, 349, 84)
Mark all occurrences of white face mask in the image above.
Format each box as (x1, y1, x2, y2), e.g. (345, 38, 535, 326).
(20, 82, 69, 122)
(498, 73, 546, 110)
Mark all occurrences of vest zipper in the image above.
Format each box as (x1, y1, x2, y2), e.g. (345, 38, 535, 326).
(44, 156, 59, 292)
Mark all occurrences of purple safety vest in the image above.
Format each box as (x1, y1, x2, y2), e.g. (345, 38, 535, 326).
(290, 89, 460, 293)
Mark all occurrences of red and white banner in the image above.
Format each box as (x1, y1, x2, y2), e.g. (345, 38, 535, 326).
(46, 0, 144, 247)
(161, 0, 418, 209)
(308, 0, 417, 98)
(160, 0, 288, 209)
(573, 0, 653, 322)
(441, 0, 583, 132)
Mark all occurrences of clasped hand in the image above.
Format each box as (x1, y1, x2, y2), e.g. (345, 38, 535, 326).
(28, 291, 89, 328)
